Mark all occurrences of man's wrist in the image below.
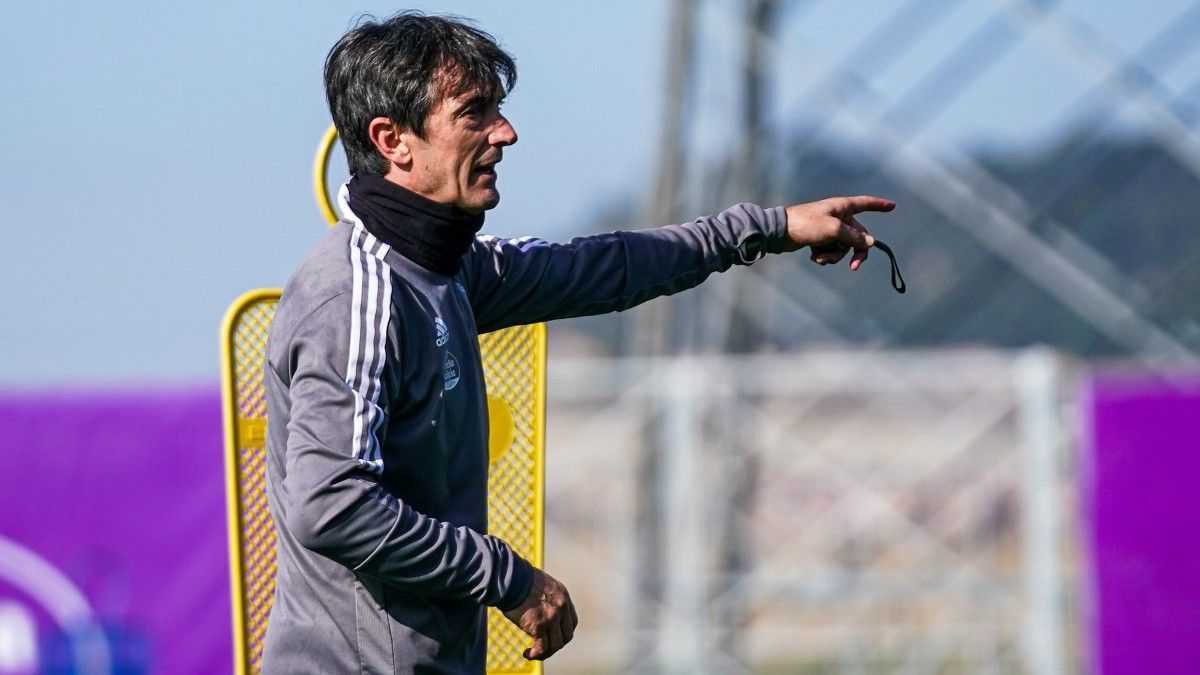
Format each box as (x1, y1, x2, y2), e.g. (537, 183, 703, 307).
(763, 205, 791, 254)
(497, 556, 535, 612)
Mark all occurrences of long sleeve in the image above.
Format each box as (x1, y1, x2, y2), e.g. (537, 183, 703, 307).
(268, 294, 532, 609)
(460, 203, 788, 333)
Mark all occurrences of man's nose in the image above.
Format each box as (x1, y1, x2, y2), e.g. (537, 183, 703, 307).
(490, 114, 518, 147)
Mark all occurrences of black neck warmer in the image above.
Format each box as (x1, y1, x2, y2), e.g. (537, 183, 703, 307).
(346, 173, 484, 276)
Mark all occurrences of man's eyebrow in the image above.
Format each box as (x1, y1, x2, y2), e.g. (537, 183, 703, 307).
(453, 93, 500, 116)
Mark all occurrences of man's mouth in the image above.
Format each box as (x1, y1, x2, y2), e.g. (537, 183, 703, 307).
(473, 158, 500, 179)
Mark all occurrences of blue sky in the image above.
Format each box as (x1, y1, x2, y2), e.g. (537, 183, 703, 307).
(1, 0, 1195, 384)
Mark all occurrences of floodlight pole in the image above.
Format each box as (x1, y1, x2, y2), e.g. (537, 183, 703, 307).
(631, 0, 695, 670)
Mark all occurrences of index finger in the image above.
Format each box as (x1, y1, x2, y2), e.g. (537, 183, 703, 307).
(841, 195, 896, 215)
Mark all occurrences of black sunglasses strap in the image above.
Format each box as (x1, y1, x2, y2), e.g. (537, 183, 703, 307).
(872, 240, 906, 294)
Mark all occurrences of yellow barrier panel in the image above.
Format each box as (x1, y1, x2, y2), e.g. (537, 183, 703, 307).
(220, 289, 277, 675)
(221, 290, 546, 674)
(478, 323, 546, 674)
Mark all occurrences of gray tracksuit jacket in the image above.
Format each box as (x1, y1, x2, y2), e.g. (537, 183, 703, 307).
(261, 200, 788, 673)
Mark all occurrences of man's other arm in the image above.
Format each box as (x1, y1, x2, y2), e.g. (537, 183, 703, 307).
(271, 295, 533, 610)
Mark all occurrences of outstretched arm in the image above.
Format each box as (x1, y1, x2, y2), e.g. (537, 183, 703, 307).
(461, 195, 895, 333)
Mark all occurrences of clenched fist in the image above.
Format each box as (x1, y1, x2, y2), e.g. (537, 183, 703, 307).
(503, 567, 578, 661)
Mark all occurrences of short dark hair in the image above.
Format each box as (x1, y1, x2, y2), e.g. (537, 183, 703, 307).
(324, 12, 517, 176)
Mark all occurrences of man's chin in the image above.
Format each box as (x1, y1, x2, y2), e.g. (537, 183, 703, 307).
(467, 189, 501, 213)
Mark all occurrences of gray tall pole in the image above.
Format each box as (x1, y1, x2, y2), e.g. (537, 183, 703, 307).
(708, 4, 777, 672)
(705, 0, 779, 353)
(635, 0, 695, 357)
(650, 0, 695, 228)
(737, 0, 775, 198)
(631, 0, 695, 671)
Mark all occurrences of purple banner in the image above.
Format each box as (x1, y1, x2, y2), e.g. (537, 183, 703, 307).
(0, 388, 230, 674)
(1086, 373, 1200, 674)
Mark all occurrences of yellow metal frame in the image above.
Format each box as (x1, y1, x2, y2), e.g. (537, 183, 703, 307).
(220, 288, 282, 675)
(313, 124, 339, 225)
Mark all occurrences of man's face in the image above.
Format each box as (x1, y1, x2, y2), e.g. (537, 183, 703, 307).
(401, 87, 517, 213)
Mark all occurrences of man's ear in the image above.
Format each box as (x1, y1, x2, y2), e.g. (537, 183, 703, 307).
(367, 117, 412, 168)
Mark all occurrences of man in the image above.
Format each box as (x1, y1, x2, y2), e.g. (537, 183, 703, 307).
(263, 11, 894, 673)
